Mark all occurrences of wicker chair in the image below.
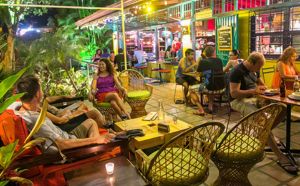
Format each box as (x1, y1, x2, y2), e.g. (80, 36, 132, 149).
(88, 91, 116, 121)
(135, 122, 225, 186)
(212, 103, 286, 186)
(118, 69, 153, 118)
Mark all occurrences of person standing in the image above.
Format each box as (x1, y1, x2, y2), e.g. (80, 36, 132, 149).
(133, 46, 146, 67)
(92, 49, 102, 63)
(114, 48, 130, 71)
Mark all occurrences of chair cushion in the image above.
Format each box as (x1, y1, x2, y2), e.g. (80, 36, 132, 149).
(127, 90, 151, 100)
(214, 133, 263, 162)
(94, 102, 111, 108)
(144, 147, 207, 185)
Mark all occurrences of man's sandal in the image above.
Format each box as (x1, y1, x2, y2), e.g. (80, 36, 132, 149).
(277, 161, 298, 175)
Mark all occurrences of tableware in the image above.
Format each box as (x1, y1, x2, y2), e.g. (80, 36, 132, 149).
(264, 89, 279, 96)
(105, 162, 114, 175)
(288, 94, 300, 101)
(292, 92, 300, 99)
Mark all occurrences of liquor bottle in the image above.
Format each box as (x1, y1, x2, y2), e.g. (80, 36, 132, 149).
(158, 99, 165, 121)
(280, 79, 286, 97)
(293, 76, 300, 92)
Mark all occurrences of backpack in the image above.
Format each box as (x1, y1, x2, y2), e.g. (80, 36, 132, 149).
(0, 109, 41, 157)
(0, 109, 29, 151)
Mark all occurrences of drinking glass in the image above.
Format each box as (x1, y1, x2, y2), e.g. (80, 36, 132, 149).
(173, 115, 178, 125)
(105, 162, 114, 175)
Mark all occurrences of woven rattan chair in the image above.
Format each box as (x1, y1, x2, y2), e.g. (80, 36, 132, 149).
(212, 103, 286, 186)
(88, 91, 116, 121)
(135, 122, 225, 186)
(118, 69, 153, 118)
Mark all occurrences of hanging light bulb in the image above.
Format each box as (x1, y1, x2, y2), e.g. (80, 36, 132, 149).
(164, 0, 167, 5)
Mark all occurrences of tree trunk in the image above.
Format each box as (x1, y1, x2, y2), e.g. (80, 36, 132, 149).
(1, 27, 14, 74)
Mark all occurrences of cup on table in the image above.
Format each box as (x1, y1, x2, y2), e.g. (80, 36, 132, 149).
(105, 162, 114, 175)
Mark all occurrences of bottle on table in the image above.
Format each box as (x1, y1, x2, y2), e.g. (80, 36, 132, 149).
(280, 79, 286, 97)
(293, 76, 300, 92)
(158, 99, 165, 122)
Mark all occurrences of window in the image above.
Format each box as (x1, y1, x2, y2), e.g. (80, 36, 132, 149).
(252, 7, 300, 59)
(256, 35, 283, 55)
(255, 12, 284, 33)
(290, 7, 300, 31)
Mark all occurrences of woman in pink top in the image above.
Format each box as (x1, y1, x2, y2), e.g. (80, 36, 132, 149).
(91, 58, 130, 119)
(272, 47, 299, 90)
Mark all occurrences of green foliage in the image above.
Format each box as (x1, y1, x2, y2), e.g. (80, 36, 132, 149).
(47, 68, 89, 97)
(0, 67, 28, 114)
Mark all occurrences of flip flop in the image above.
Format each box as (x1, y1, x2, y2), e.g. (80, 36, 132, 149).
(277, 161, 298, 175)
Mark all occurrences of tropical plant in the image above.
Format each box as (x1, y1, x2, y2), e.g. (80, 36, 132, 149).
(0, 66, 48, 186)
(26, 24, 88, 93)
(0, 0, 52, 74)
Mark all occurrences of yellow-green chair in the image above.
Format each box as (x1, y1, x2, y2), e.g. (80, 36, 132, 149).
(119, 69, 153, 118)
(135, 122, 225, 186)
(212, 103, 286, 186)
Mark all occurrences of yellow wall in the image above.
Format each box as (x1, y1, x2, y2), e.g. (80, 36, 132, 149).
(238, 10, 251, 60)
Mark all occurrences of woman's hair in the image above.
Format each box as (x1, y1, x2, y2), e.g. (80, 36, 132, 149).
(278, 46, 297, 64)
(97, 58, 115, 75)
(232, 49, 240, 57)
(95, 49, 102, 56)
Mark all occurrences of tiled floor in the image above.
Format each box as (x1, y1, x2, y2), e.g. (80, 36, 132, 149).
(126, 83, 300, 186)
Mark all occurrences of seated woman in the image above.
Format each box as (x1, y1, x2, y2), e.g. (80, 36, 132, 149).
(92, 49, 102, 63)
(91, 58, 130, 120)
(223, 49, 243, 73)
(272, 46, 299, 90)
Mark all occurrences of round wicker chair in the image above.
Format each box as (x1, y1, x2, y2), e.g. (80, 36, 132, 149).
(212, 103, 286, 186)
(135, 122, 225, 186)
(88, 92, 116, 121)
(118, 69, 153, 118)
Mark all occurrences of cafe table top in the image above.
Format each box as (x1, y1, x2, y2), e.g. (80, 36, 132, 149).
(115, 116, 192, 150)
(258, 90, 300, 106)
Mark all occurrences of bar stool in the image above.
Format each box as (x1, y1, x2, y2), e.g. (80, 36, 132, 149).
(158, 69, 171, 83)
(134, 65, 148, 76)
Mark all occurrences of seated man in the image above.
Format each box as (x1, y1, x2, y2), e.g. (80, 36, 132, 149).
(230, 52, 298, 174)
(11, 75, 115, 153)
(46, 96, 111, 130)
(197, 46, 224, 113)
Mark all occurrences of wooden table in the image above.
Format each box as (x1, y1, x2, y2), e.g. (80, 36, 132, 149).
(114, 116, 192, 150)
(258, 90, 300, 152)
(183, 72, 201, 81)
(64, 156, 146, 186)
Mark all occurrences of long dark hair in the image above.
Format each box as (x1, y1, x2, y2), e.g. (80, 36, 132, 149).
(97, 58, 115, 75)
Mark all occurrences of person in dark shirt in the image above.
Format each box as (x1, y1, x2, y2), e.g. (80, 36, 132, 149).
(230, 52, 266, 114)
(230, 52, 298, 174)
(197, 46, 224, 112)
(101, 48, 110, 59)
(114, 48, 130, 71)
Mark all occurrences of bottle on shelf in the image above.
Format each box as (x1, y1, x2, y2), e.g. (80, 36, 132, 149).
(293, 76, 300, 92)
(158, 99, 165, 122)
(280, 78, 286, 97)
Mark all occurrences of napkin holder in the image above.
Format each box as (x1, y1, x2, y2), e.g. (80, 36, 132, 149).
(158, 122, 170, 133)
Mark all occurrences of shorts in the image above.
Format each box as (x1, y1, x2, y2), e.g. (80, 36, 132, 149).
(57, 114, 88, 132)
(176, 76, 199, 86)
(96, 90, 119, 102)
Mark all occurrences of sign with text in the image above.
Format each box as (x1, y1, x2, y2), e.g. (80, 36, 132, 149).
(218, 26, 232, 51)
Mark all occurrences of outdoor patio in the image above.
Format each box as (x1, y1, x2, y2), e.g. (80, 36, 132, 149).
(109, 82, 300, 186)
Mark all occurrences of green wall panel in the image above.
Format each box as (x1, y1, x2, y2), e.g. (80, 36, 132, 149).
(216, 15, 239, 65)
